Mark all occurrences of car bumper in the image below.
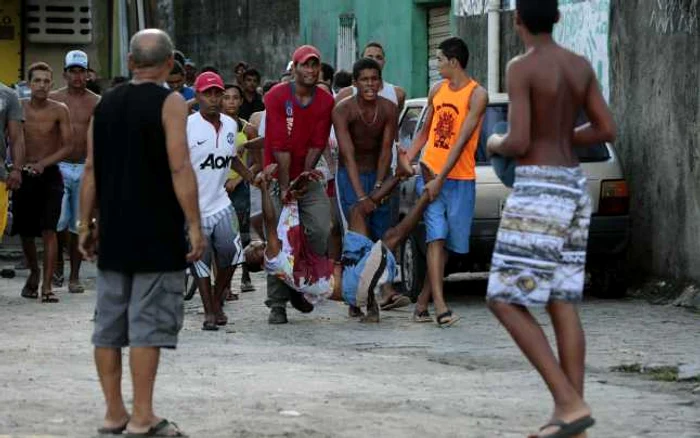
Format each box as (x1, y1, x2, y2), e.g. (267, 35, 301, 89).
(414, 215, 630, 259)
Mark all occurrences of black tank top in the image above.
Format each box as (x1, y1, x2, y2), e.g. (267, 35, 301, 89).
(93, 82, 187, 272)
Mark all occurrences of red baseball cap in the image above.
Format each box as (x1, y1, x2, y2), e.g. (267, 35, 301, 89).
(194, 72, 224, 93)
(292, 45, 321, 65)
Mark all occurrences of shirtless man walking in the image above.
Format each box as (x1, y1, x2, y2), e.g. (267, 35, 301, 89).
(15, 62, 73, 302)
(485, 1, 616, 436)
(51, 50, 100, 293)
(333, 57, 409, 316)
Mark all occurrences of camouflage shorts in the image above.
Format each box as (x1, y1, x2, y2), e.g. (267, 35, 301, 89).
(487, 165, 592, 307)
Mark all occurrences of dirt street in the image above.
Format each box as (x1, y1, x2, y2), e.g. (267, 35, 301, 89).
(0, 263, 698, 438)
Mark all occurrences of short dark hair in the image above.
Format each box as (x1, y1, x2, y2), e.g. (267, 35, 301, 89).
(262, 80, 279, 94)
(28, 62, 52, 80)
(243, 68, 261, 82)
(170, 60, 184, 76)
(333, 70, 352, 89)
(516, 0, 558, 34)
(111, 76, 128, 87)
(321, 63, 335, 86)
(363, 41, 385, 56)
(173, 50, 186, 66)
(352, 58, 382, 81)
(438, 37, 470, 69)
(234, 61, 249, 72)
(200, 65, 220, 75)
(224, 83, 243, 96)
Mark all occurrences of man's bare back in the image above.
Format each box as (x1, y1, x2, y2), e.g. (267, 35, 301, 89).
(21, 98, 72, 165)
(335, 95, 396, 172)
(493, 42, 614, 167)
(50, 88, 99, 162)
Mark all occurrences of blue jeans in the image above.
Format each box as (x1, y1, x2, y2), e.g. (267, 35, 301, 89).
(57, 162, 84, 234)
(336, 167, 390, 241)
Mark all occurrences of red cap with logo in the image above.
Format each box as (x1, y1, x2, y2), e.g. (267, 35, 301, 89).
(292, 45, 321, 65)
(194, 72, 225, 92)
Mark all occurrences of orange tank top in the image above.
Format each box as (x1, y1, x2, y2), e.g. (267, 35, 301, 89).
(421, 79, 482, 180)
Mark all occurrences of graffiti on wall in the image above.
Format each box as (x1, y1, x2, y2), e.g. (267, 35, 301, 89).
(649, 0, 698, 34)
(555, 0, 611, 101)
(454, 0, 610, 101)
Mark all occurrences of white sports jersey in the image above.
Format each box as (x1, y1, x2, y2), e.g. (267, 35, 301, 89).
(187, 112, 239, 218)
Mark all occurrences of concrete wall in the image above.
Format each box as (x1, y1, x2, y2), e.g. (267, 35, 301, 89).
(23, 1, 110, 86)
(610, 0, 700, 281)
(161, 0, 299, 83)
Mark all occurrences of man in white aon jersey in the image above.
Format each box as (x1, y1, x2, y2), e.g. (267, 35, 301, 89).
(187, 72, 254, 331)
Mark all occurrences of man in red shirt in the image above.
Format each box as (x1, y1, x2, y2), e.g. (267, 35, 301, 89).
(263, 45, 334, 324)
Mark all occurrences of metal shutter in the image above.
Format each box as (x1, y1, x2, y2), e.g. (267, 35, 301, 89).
(336, 13, 357, 72)
(26, 0, 93, 44)
(427, 6, 451, 88)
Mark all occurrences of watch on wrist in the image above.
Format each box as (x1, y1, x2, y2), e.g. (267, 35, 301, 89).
(374, 181, 383, 189)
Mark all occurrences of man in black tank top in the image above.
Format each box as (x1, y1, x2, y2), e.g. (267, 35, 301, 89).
(78, 29, 205, 437)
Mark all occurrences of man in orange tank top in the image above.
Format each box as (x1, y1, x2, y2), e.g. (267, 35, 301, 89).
(406, 37, 488, 326)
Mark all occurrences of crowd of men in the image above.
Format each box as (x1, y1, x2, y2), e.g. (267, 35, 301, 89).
(0, 0, 616, 435)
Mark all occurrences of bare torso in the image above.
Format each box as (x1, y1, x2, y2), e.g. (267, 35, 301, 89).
(516, 45, 592, 167)
(338, 96, 394, 173)
(21, 99, 70, 163)
(50, 88, 99, 162)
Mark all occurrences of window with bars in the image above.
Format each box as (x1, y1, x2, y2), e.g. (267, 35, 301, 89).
(336, 13, 357, 72)
(26, 0, 93, 44)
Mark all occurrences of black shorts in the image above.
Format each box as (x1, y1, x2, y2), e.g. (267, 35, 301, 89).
(11, 165, 64, 237)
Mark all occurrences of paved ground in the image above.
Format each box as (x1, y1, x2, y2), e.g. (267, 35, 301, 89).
(0, 262, 698, 438)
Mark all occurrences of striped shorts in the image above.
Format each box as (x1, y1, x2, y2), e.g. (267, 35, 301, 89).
(487, 166, 592, 307)
(192, 204, 244, 278)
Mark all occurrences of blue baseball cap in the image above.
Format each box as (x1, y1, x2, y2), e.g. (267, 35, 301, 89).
(65, 50, 88, 70)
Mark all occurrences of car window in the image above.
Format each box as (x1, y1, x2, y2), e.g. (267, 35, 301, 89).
(398, 106, 423, 151)
(474, 104, 610, 164)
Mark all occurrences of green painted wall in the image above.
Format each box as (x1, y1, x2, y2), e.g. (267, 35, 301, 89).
(300, 0, 451, 97)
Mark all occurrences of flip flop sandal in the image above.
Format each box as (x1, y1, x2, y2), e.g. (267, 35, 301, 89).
(21, 285, 38, 299)
(380, 294, 411, 311)
(202, 320, 219, 331)
(97, 418, 129, 435)
(52, 272, 64, 288)
(536, 416, 595, 438)
(41, 292, 60, 303)
(69, 282, 85, 294)
(412, 309, 433, 323)
(240, 282, 255, 293)
(215, 312, 228, 326)
(125, 419, 188, 437)
(436, 310, 461, 328)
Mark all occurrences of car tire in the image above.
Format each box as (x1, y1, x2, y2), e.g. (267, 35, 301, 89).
(588, 256, 627, 299)
(400, 234, 426, 301)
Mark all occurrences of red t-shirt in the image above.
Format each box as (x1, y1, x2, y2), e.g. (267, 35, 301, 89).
(264, 83, 334, 180)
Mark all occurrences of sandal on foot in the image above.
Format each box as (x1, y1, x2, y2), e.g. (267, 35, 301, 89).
(215, 312, 228, 326)
(436, 310, 461, 328)
(41, 291, 60, 303)
(380, 294, 411, 311)
(535, 416, 595, 438)
(348, 305, 365, 318)
(202, 320, 219, 331)
(240, 281, 255, 293)
(21, 285, 38, 299)
(125, 419, 187, 437)
(97, 418, 129, 435)
(412, 309, 432, 323)
(68, 281, 85, 294)
(52, 272, 64, 288)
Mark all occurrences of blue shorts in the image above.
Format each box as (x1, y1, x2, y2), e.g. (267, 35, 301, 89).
(341, 231, 396, 307)
(336, 167, 390, 241)
(57, 162, 84, 234)
(416, 176, 475, 254)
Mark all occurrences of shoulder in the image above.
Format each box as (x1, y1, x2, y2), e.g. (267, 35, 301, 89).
(428, 80, 444, 101)
(266, 83, 289, 100)
(49, 87, 67, 100)
(316, 87, 335, 108)
(48, 98, 70, 114)
(335, 86, 353, 103)
(394, 85, 406, 98)
(221, 113, 237, 130)
(378, 96, 397, 113)
(86, 89, 101, 105)
(333, 95, 353, 116)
